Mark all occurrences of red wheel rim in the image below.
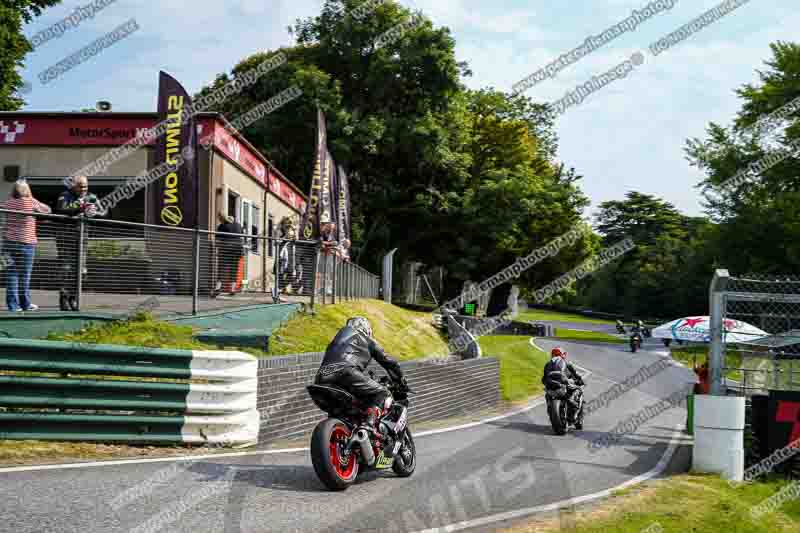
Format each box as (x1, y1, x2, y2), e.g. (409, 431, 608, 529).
(329, 425, 356, 479)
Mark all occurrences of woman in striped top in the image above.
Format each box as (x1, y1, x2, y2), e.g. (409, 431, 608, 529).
(1, 181, 51, 311)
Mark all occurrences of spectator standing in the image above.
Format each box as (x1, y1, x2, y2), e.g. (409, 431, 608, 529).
(318, 212, 337, 297)
(216, 213, 245, 296)
(0, 180, 51, 312)
(55, 175, 101, 311)
(277, 216, 303, 296)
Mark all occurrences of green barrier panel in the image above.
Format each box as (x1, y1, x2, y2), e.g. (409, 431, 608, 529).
(0, 338, 194, 379)
(687, 393, 694, 435)
(0, 376, 191, 411)
(0, 412, 186, 442)
(0, 339, 258, 445)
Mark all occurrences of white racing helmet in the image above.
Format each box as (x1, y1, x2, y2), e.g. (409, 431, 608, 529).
(346, 316, 373, 339)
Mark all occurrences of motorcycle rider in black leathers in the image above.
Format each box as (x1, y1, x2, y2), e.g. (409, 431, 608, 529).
(541, 347, 585, 429)
(314, 317, 407, 432)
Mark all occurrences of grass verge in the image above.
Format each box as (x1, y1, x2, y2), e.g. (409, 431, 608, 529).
(517, 308, 615, 325)
(0, 440, 229, 466)
(268, 300, 448, 359)
(478, 335, 550, 402)
(502, 474, 800, 532)
(555, 328, 626, 344)
(47, 312, 213, 350)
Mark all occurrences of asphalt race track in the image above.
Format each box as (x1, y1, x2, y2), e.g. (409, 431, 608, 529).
(0, 338, 695, 533)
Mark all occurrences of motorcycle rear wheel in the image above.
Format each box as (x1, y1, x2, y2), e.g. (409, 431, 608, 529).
(392, 428, 416, 477)
(310, 418, 359, 491)
(548, 398, 567, 435)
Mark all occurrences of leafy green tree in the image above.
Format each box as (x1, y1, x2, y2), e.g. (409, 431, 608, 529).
(686, 41, 800, 276)
(0, 1, 61, 110)
(196, 0, 593, 299)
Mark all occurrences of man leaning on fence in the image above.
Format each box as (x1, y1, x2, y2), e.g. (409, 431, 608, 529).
(56, 175, 101, 311)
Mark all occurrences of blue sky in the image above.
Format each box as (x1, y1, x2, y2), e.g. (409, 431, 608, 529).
(17, 0, 798, 218)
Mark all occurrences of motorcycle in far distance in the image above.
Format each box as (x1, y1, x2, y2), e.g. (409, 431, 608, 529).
(630, 333, 643, 353)
(545, 379, 585, 435)
(616, 323, 626, 334)
(306, 371, 416, 491)
(642, 326, 652, 338)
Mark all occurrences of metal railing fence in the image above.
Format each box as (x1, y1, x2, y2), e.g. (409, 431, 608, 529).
(708, 270, 800, 396)
(0, 207, 380, 316)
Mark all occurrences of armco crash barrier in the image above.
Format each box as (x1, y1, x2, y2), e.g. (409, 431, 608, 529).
(257, 353, 500, 444)
(0, 338, 259, 446)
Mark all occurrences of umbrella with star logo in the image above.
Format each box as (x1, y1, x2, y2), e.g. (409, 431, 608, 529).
(651, 316, 768, 344)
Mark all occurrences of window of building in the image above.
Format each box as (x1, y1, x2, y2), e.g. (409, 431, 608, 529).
(23, 178, 146, 239)
(227, 189, 240, 222)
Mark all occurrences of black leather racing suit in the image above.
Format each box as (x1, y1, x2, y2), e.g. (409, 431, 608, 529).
(314, 325, 404, 407)
(542, 357, 585, 423)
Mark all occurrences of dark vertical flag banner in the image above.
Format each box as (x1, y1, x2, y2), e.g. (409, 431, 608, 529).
(322, 149, 336, 227)
(155, 71, 197, 228)
(336, 164, 351, 244)
(301, 108, 333, 240)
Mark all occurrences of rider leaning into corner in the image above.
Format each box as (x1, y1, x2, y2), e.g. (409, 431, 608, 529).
(542, 347, 586, 429)
(314, 317, 408, 432)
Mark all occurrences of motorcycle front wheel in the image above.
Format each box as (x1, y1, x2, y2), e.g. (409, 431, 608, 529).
(392, 428, 416, 477)
(310, 418, 359, 491)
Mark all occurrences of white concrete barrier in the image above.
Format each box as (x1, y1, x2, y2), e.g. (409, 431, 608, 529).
(692, 395, 745, 481)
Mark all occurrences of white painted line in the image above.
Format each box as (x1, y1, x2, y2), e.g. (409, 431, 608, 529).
(411, 424, 686, 533)
(0, 395, 549, 474)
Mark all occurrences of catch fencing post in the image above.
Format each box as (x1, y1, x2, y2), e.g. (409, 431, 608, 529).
(709, 269, 730, 395)
(192, 229, 200, 315)
(332, 256, 337, 304)
(321, 251, 327, 305)
(273, 238, 280, 303)
(310, 245, 319, 311)
(75, 218, 86, 311)
(383, 248, 397, 304)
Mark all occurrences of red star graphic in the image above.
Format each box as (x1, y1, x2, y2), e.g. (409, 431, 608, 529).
(777, 401, 800, 444)
(682, 317, 705, 329)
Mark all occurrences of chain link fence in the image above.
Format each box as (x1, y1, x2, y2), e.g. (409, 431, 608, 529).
(0, 208, 380, 316)
(708, 270, 800, 396)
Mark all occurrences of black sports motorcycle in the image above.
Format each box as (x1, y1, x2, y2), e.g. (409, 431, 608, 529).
(545, 379, 585, 435)
(630, 333, 643, 353)
(306, 372, 416, 491)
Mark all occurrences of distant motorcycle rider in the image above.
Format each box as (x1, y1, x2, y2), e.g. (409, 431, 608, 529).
(315, 317, 407, 433)
(616, 319, 625, 334)
(542, 347, 585, 429)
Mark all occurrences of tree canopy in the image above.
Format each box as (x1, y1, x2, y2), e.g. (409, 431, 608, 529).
(196, 0, 593, 300)
(0, 0, 61, 111)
